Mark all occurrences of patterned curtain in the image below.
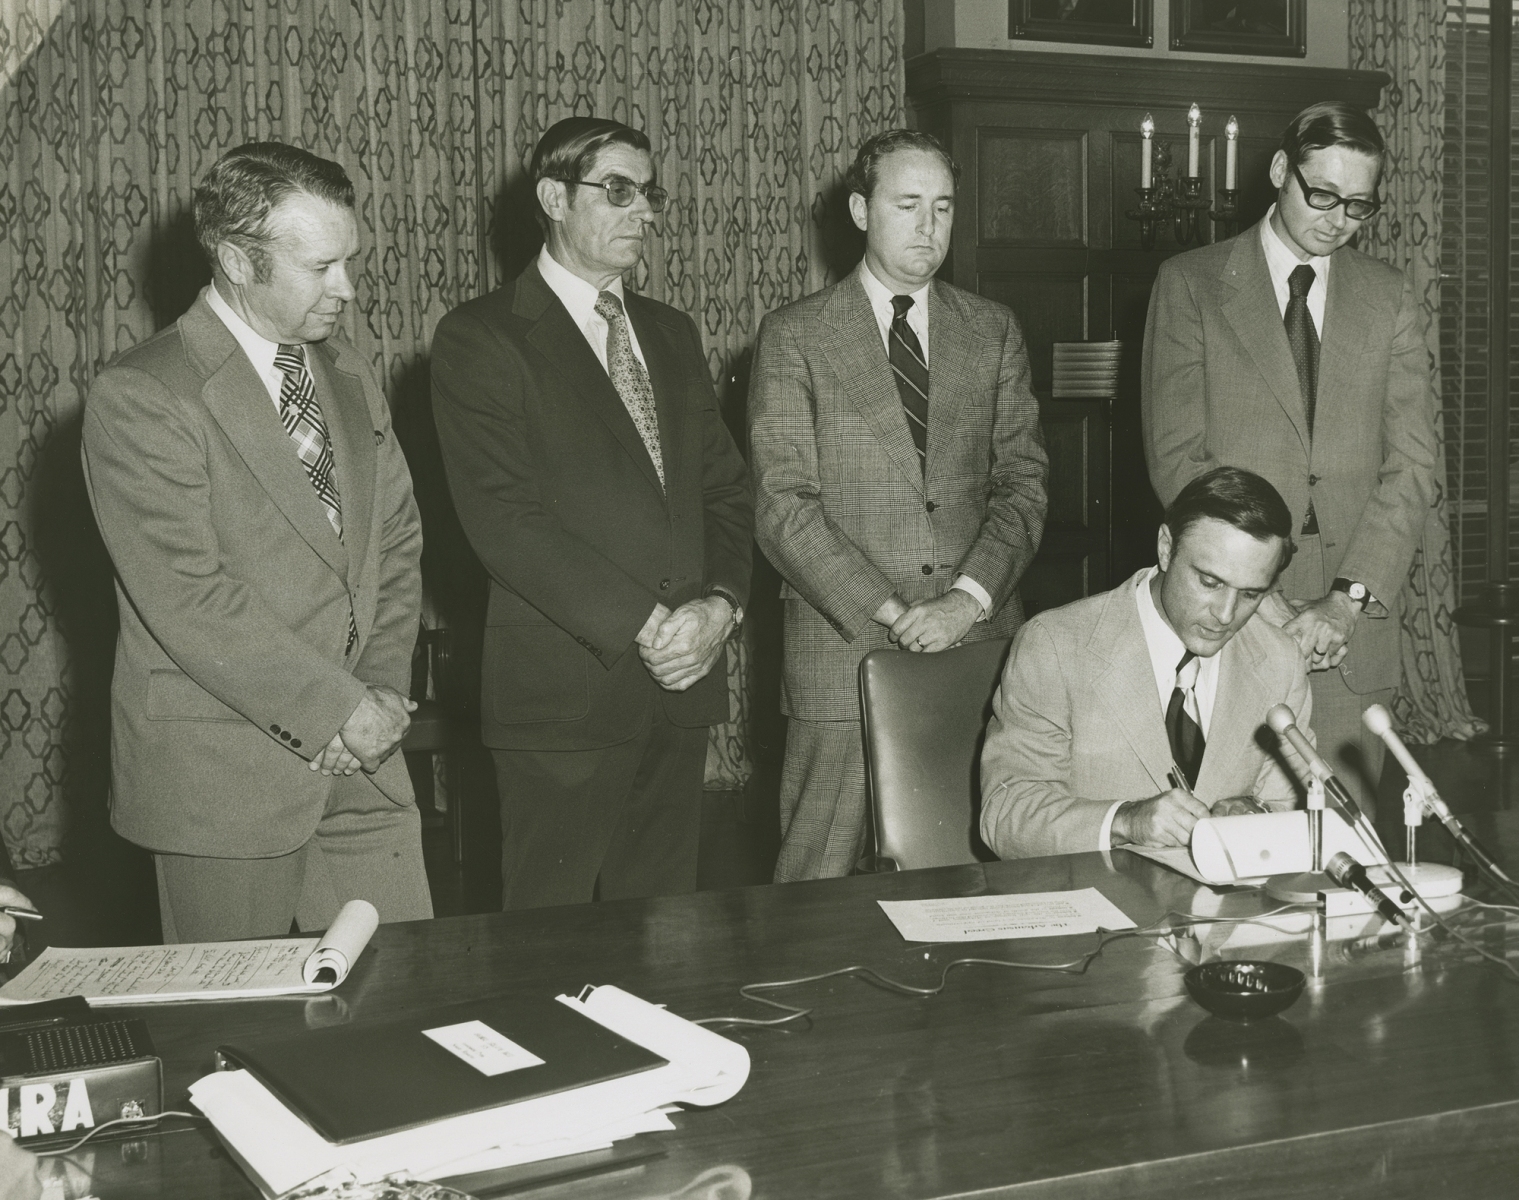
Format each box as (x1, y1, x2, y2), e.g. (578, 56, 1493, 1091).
(0, 0, 903, 865)
(1349, 0, 1484, 743)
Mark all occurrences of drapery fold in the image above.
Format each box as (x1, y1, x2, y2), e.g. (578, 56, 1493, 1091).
(0, 0, 903, 864)
(1348, 0, 1483, 743)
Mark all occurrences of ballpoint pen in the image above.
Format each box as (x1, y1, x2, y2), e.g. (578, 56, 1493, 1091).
(0, 906, 42, 922)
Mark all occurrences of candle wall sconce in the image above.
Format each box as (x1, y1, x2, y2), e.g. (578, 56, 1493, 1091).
(1126, 141, 1210, 250)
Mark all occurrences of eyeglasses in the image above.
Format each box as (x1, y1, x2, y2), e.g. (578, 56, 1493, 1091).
(1290, 162, 1381, 221)
(568, 175, 668, 213)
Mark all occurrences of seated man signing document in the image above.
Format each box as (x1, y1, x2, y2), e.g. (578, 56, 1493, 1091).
(980, 467, 1312, 859)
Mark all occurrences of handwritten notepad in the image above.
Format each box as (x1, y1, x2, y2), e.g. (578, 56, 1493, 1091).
(0, 899, 379, 1005)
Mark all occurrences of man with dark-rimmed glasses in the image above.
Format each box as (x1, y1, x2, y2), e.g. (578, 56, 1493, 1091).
(1142, 101, 1438, 817)
(432, 117, 751, 909)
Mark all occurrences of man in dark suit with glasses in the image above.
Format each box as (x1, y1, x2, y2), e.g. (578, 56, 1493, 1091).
(432, 117, 751, 910)
(1142, 101, 1439, 815)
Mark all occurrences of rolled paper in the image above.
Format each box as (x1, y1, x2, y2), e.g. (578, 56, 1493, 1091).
(300, 898, 379, 986)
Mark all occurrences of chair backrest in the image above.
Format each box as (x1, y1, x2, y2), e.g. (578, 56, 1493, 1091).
(859, 638, 1012, 871)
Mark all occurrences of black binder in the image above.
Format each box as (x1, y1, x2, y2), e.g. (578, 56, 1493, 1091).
(215, 992, 667, 1144)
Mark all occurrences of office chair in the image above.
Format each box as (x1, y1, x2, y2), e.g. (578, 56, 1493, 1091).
(858, 637, 1011, 871)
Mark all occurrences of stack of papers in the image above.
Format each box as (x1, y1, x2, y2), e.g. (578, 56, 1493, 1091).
(1052, 340, 1122, 398)
(189, 985, 749, 1198)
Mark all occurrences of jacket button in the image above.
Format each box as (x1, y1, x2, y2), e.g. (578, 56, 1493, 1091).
(270, 724, 280, 734)
(921, 564, 933, 575)
(280, 730, 291, 741)
(1308, 474, 1320, 485)
(925, 501, 937, 512)
(291, 738, 302, 749)
(659, 579, 671, 591)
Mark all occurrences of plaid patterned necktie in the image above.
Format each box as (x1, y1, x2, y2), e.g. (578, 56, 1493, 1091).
(889, 294, 929, 472)
(274, 344, 357, 653)
(593, 292, 665, 488)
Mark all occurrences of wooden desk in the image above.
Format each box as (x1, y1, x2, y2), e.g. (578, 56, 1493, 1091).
(57, 852, 1519, 1199)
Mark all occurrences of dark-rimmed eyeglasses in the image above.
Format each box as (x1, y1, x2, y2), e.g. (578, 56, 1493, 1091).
(1290, 162, 1381, 221)
(568, 175, 668, 213)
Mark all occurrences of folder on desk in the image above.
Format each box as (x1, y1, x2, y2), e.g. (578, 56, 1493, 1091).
(215, 993, 667, 1144)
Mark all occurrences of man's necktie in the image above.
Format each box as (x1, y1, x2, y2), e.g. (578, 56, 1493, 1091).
(1284, 263, 1320, 534)
(1166, 651, 1206, 789)
(889, 294, 929, 471)
(594, 292, 665, 488)
(274, 344, 357, 654)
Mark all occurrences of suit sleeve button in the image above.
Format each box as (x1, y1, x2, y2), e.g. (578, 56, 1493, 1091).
(270, 724, 281, 734)
(280, 730, 291, 741)
(291, 738, 302, 748)
(925, 501, 937, 512)
(921, 564, 933, 575)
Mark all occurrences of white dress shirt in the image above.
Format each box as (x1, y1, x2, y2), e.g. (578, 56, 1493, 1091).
(206, 282, 286, 410)
(858, 263, 991, 619)
(537, 244, 647, 373)
(1260, 204, 1330, 337)
(1096, 567, 1223, 849)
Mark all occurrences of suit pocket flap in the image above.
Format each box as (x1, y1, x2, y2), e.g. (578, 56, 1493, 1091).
(148, 670, 245, 722)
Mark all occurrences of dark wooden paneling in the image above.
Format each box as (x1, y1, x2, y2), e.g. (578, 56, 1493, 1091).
(1025, 398, 1110, 616)
(977, 128, 1087, 246)
(978, 270, 1086, 392)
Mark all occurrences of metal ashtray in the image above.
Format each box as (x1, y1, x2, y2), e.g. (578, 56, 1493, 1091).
(1183, 960, 1305, 1021)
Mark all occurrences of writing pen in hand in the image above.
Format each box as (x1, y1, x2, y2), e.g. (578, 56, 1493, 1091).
(1167, 767, 1194, 796)
(0, 907, 42, 922)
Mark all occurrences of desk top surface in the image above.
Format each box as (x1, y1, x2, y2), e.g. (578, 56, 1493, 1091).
(57, 852, 1519, 1200)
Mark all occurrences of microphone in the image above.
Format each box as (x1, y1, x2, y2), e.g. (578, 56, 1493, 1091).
(1265, 704, 1367, 823)
(1362, 704, 1451, 822)
(1326, 852, 1410, 927)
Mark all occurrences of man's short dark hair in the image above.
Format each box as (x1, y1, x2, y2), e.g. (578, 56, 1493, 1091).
(1163, 467, 1294, 558)
(530, 117, 652, 231)
(844, 129, 960, 200)
(1279, 101, 1387, 170)
(193, 142, 354, 283)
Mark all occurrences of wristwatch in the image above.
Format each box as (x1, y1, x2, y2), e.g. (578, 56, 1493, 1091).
(706, 585, 744, 631)
(1331, 578, 1370, 611)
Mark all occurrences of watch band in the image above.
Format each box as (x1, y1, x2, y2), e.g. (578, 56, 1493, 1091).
(706, 585, 744, 628)
(1330, 577, 1370, 611)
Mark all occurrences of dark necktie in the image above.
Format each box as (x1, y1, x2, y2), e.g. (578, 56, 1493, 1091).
(1284, 264, 1320, 534)
(594, 291, 665, 488)
(1166, 651, 1206, 789)
(274, 344, 357, 654)
(888, 294, 929, 471)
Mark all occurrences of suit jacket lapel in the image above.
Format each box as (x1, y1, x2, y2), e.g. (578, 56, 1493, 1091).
(1317, 249, 1374, 439)
(625, 297, 684, 495)
(519, 266, 666, 499)
(1219, 226, 1311, 457)
(1087, 580, 1173, 793)
(821, 268, 925, 494)
(925, 280, 973, 475)
(1193, 625, 1268, 799)
(307, 342, 372, 581)
(183, 295, 348, 577)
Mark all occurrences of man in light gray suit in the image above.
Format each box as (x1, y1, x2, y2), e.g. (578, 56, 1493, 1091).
(751, 129, 1048, 881)
(1143, 102, 1438, 816)
(981, 468, 1311, 860)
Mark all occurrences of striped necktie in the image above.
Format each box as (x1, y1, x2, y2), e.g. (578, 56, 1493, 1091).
(889, 294, 929, 472)
(1166, 651, 1206, 789)
(274, 344, 357, 653)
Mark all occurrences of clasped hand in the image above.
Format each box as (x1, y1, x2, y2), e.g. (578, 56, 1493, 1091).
(1281, 591, 1358, 671)
(881, 590, 981, 653)
(637, 597, 734, 692)
(310, 684, 416, 776)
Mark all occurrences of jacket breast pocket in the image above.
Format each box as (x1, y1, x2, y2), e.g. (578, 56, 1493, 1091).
(485, 626, 590, 725)
(147, 670, 245, 722)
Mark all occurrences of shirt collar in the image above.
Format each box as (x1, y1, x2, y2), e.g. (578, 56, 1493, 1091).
(1135, 566, 1188, 673)
(1260, 203, 1332, 282)
(537, 244, 626, 329)
(859, 261, 930, 322)
(206, 280, 284, 375)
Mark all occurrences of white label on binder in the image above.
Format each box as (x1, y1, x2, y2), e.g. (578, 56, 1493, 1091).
(422, 1021, 544, 1077)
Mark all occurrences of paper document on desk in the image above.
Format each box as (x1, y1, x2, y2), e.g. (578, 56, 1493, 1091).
(878, 889, 1136, 942)
(190, 984, 750, 1198)
(1123, 810, 1386, 886)
(0, 899, 378, 1005)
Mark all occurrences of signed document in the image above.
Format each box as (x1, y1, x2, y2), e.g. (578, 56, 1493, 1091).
(0, 899, 378, 1005)
(878, 889, 1137, 943)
